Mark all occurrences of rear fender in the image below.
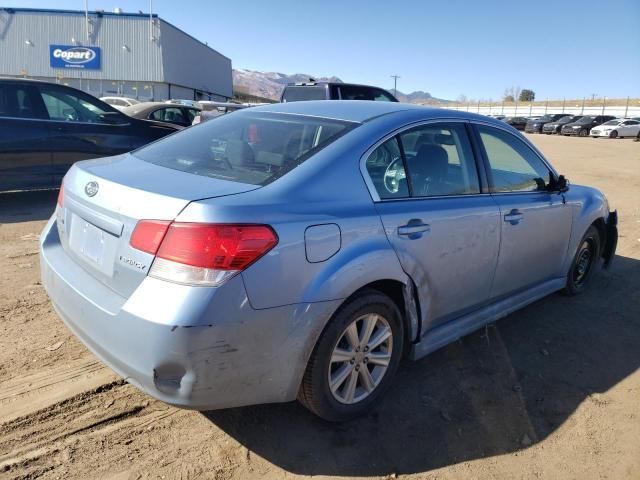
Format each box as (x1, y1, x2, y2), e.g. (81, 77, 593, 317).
(298, 236, 421, 357)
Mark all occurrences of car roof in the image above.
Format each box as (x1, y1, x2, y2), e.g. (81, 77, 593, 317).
(125, 102, 197, 112)
(248, 100, 492, 124)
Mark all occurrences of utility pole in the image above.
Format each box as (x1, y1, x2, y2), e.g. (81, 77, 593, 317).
(390, 75, 400, 98)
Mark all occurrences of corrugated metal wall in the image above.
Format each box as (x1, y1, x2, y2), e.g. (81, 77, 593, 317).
(0, 10, 163, 81)
(0, 9, 232, 98)
(160, 21, 232, 98)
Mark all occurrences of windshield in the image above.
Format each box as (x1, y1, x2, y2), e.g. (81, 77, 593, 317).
(557, 116, 572, 122)
(134, 111, 356, 186)
(537, 115, 553, 122)
(282, 86, 327, 102)
(576, 116, 594, 124)
(602, 120, 620, 126)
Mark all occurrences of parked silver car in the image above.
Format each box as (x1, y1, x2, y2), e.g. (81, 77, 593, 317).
(41, 101, 617, 421)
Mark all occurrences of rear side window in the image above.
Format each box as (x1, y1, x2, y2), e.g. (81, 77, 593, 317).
(478, 125, 551, 193)
(149, 107, 187, 124)
(365, 137, 407, 199)
(282, 86, 327, 102)
(134, 111, 356, 186)
(399, 124, 480, 196)
(339, 85, 392, 101)
(365, 123, 480, 199)
(0, 85, 41, 118)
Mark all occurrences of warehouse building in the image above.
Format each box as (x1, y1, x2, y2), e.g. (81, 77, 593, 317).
(0, 7, 233, 101)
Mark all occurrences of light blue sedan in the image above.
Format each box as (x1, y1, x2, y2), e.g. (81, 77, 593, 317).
(41, 101, 617, 421)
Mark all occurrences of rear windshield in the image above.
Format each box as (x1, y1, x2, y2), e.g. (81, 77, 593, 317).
(282, 86, 327, 102)
(133, 111, 356, 186)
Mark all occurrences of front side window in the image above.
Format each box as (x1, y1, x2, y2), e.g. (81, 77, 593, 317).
(40, 88, 111, 123)
(372, 89, 397, 102)
(478, 125, 551, 193)
(134, 111, 355, 186)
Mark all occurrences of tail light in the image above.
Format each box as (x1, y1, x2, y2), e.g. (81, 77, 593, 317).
(57, 183, 64, 208)
(130, 222, 278, 287)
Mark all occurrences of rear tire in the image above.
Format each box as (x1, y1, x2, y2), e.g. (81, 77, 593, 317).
(564, 226, 601, 296)
(298, 289, 404, 422)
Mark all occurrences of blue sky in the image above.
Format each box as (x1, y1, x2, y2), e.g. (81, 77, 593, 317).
(7, 0, 640, 100)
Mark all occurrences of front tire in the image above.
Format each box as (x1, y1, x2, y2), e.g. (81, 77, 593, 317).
(298, 289, 404, 422)
(609, 130, 618, 139)
(564, 226, 601, 296)
(579, 128, 589, 137)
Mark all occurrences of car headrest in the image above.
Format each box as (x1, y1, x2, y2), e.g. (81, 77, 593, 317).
(411, 144, 448, 180)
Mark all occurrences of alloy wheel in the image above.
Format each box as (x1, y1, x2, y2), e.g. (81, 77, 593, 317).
(328, 313, 393, 404)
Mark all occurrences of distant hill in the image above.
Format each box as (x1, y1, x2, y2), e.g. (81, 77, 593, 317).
(232, 69, 449, 104)
(233, 69, 341, 101)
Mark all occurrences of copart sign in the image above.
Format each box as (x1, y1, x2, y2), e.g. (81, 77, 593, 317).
(50, 45, 101, 70)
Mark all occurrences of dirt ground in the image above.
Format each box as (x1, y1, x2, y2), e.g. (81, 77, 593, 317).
(0, 134, 639, 480)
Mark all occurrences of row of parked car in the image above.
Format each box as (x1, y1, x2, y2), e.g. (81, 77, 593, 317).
(100, 79, 398, 128)
(101, 96, 250, 127)
(487, 113, 640, 139)
(2, 75, 634, 193)
(1, 78, 411, 192)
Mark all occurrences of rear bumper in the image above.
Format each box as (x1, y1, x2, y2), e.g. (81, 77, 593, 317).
(603, 210, 618, 268)
(40, 216, 340, 410)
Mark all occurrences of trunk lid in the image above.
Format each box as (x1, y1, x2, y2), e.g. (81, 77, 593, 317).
(57, 153, 260, 298)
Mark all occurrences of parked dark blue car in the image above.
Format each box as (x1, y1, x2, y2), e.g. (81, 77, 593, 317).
(0, 78, 178, 192)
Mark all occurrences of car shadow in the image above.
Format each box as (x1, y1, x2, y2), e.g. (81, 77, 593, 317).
(203, 254, 640, 476)
(0, 190, 58, 224)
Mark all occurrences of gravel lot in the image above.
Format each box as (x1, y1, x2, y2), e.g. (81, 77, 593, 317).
(0, 134, 638, 480)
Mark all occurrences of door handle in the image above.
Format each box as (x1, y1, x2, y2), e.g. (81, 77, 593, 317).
(398, 221, 431, 238)
(504, 209, 524, 225)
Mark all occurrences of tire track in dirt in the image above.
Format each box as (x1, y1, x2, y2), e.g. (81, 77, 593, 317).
(0, 379, 179, 479)
(0, 357, 118, 424)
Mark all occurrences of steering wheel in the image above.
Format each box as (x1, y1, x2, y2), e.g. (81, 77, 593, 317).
(383, 157, 406, 194)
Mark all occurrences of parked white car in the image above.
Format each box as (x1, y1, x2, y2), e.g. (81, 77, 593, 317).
(590, 119, 640, 138)
(100, 96, 140, 110)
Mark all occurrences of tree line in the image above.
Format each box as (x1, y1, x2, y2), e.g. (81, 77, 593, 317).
(456, 86, 536, 104)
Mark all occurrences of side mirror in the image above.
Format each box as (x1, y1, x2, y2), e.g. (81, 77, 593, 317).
(550, 174, 569, 193)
